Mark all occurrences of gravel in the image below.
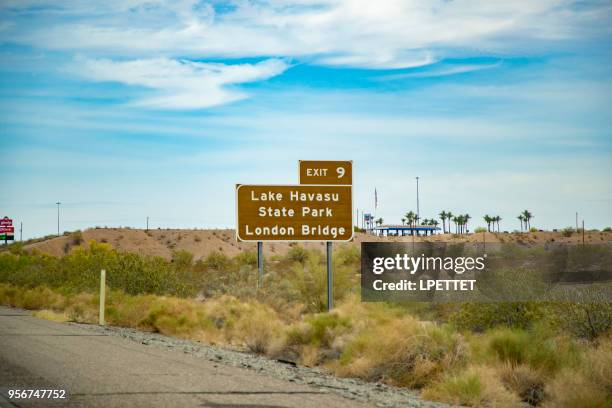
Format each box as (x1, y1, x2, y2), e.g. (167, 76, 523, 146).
(72, 323, 456, 408)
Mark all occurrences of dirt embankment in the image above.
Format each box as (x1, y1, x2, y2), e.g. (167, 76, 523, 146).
(18, 228, 612, 261)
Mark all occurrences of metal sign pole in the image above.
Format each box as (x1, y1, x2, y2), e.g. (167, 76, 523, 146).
(257, 241, 264, 287)
(99, 269, 106, 326)
(327, 241, 333, 311)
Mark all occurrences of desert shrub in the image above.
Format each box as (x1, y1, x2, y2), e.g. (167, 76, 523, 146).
(171, 250, 194, 269)
(550, 301, 612, 341)
(422, 365, 519, 407)
(484, 328, 578, 374)
(497, 363, 545, 406)
(0, 241, 197, 297)
(33, 309, 69, 322)
(287, 312, 352, 349)
(234, 304, 282, 354)
(561, 227, 575, 237)
(334, 245, 360, 265)
(603, 227, 611, 232)
(235, 251, 258, 267)
(543, 340, 612, 408)
(8, 242, 25, 255)
(285, 250, 357, 312)
(71, 230, 84, 245)
(544, 372, 610, 408)
(474, 227, 487, 233)
(204, 251, 230, 270)
(337, 317, 466, 388)
(451, 302, 542, 332)
(287, 245, 309, 264)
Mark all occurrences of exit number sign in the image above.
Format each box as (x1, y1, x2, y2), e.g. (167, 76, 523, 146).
(299, 160, 352, 185)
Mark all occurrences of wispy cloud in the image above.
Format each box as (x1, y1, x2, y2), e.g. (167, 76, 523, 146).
(71, 57, 290, 109)
(376, 62, 502, 80)
(3, 1, 610, 69)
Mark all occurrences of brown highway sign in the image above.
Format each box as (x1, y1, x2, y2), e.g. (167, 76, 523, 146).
(299, 160, 352, 185)
(236, 184, 353, 242)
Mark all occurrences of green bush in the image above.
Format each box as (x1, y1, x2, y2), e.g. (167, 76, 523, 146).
(561, 227, 575, 237)
(235, 251, 258, 267)
(203, 251, 230, 270)
(287, 245, 309, 264)
(450, 302, 542, 332)
(0, 241, 196, 297)
(71, 230, 84, 245)
(550, 302, 612, 340)
(485, 328, 578, 374)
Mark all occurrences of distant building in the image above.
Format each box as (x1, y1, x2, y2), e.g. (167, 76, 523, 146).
(373, 224, 441, 236)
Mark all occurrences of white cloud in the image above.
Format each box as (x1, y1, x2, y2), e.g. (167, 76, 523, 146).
(376, 62, 502, 80)
(2, 0, 610, 69)
(71, 57, 289, 109)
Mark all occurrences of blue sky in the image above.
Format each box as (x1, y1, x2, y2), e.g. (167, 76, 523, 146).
(1, 1, 611, 239)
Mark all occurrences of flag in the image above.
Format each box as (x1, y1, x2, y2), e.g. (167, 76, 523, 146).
(375, 188, 378, 210)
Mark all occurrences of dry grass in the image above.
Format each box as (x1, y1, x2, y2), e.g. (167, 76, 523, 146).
(333, 313, 466, 388)
(422, 365, 520, 407)
(1, 276, 611, 408)
(33, 309, 70, 322)
(543, 337, 612, 408)
(497, 363, 545, 406)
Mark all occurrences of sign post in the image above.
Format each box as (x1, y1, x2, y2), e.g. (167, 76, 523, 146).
(236, 185, 353, 242)
(257, 241, 264, 287)
(237, 161, 353, 310)
(327, 241, 333, 311)
(0, 217, 14, 244)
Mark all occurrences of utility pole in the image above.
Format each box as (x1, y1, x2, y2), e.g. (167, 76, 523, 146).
(56, 202, 61, 236)
(20, 222, 22, 241)
(575, 212, 578, 231)
(416, 176, 420, 225)
(146, 216, 149, 231)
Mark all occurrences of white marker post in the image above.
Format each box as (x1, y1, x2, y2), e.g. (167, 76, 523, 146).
(99, 269, 106, 326)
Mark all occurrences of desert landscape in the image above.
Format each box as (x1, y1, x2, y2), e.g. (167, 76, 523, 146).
(15, 227, 612, 260)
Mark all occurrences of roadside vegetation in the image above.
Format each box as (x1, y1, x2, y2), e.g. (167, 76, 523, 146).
(1, 241, 611, 407)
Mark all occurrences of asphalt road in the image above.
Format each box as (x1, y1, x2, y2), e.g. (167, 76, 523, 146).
(0, 306, 369, 408)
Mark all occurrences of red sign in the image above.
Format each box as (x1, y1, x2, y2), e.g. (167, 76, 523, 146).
(0, 226, 14, 233)
(0, 217, 12, 226)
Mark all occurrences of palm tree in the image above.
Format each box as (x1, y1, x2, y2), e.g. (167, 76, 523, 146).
(452, 216, 459, 234)
(494, 216, 502, 232)
(401, 217, 406, 225)
(439, 211, 447, 233)
(431, 219, 439, 230)
(447, 212, 454, 233)
(405, 211, 415, 227)
(517, 214, 525, 232)
(376, 217, 384, 226)
(484, 215, 492, 232)
(464, 214, 471, 234)
(522, 210, 533, 230)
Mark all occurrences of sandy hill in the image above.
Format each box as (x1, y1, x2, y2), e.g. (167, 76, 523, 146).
(16, 228, 612, 261)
